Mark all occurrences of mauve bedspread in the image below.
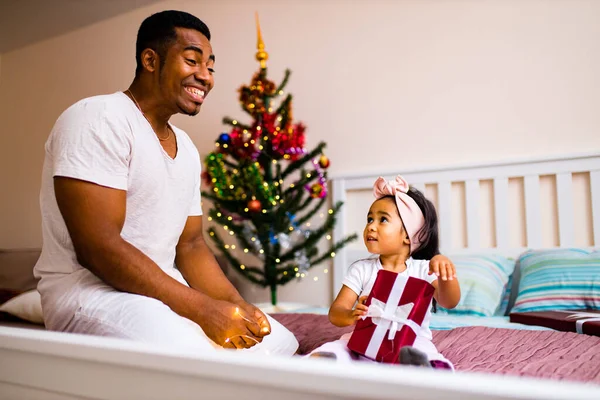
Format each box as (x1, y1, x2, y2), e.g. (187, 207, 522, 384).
(271, 313, 600, 383)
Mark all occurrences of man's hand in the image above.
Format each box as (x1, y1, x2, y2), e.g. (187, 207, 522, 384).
(428, 255, 456, 281)
(237, 301, 272, 338)
(196, 299, 263, 350)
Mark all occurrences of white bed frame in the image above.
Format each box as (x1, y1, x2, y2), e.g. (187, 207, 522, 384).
(1, 325, 599, 400)
(2, 153, 600, 400)
(332, 152, 600, 293)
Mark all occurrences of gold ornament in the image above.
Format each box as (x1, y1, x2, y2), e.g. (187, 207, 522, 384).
(319, 154, 330, 168)
(255, 12, 268, 69)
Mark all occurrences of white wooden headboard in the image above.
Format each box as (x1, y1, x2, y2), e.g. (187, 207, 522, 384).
(331, 152, 600, 293)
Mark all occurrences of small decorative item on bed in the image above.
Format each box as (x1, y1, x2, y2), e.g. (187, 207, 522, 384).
(347, 270, 434, 363)
(510, 310, 600, 336)
(508, 248, 600, 336)
(200, 15, 357, 306)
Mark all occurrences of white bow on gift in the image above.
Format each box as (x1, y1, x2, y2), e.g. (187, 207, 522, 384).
(363, 299, 421, 340)
(565, 312, 600, 334)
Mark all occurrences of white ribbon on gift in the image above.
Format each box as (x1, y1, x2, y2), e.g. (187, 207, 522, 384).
(365, 299, 421, 339)
(565, 312, 600, 334)
(362, 275, 423, 360)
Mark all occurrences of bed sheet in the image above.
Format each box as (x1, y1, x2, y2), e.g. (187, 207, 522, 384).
(287, 306, 552, 331)
(271, 313, 600, 384)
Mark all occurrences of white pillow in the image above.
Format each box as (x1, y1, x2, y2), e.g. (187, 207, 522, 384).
(0, 290, 44, 324)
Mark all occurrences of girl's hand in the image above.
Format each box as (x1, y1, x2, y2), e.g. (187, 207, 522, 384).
(429, 255, 456, 281)
(352, 295, 369, 320)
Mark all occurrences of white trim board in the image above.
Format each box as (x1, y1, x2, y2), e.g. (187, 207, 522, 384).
(1, 326, 598, 400)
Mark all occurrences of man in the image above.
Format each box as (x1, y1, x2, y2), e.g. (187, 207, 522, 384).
(34, 10, 298, 355)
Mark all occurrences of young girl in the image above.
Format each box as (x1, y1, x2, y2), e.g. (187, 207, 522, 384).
(309, 175, 460, 369)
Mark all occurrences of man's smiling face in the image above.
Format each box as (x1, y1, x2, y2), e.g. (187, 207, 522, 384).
(158, 27, 215, 116)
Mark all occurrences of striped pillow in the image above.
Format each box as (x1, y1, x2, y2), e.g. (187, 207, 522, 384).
(511, 249, 600, 313)
(437, 255, 515, 317)
(496, 273, 513, 316)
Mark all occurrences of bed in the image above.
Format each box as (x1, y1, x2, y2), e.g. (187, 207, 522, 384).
(1, 152, 600, 399)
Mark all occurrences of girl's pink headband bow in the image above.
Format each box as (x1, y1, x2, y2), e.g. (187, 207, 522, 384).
(372, 175, 425, 254)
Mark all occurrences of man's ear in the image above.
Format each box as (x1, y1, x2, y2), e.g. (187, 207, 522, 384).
(140, 48, 158, 73)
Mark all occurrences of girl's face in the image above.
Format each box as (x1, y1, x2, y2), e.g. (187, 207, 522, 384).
(363, 197, 410, 255)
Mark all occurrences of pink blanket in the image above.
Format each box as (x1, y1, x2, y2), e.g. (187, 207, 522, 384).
(434, 326, 600, 383)
(272, 313, 600, 383)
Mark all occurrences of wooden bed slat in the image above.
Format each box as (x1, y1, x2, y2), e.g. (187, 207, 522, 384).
(591, 170, 600, 247)
(524, 175, 542, 248)
(556, 172, 574, 247)
(411, 182, 426, 194)
(465, 180, 480, 248)
(493, 177, 509, 249)
(437, 181, 452, 250)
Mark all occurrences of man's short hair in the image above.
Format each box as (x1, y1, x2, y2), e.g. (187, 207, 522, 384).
(135, 10, 211, 74)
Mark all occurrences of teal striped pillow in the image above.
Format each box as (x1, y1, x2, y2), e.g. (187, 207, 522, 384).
(497, 274, 513, 316)
(437, 255, 515, 317)
(511, 249, 600, 313)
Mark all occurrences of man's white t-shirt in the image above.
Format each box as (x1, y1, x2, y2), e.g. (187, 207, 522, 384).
(342, 257, 437, 340)
(34, 92, 202, 298)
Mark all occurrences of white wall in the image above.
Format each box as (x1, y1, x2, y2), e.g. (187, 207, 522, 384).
(0, 0, 599, 305)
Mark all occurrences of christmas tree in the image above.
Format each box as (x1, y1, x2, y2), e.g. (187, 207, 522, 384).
(202, 15, 357, 305)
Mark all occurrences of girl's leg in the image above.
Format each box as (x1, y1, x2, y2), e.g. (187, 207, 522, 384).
(306, 338, 361, 363)
(399, 346, 431, 367)
(410, 336, 455, 371)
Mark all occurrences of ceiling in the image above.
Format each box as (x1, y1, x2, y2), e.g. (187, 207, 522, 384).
(0, 0, 163, 53)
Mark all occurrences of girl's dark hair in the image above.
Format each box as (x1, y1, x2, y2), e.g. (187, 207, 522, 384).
(381, 188, 439, 259)
(406, 186, 440, 260)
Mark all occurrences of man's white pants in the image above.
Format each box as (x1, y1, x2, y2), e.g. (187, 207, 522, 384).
(39, 268, 298, 356)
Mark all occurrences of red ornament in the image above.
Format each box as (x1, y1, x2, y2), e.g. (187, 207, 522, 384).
(201, 171, 212, 186)
(272, 122, 306, 161)
(318, 155, 330, 169)
(229, 126, 260, 160)
(248, 199, 262, 213)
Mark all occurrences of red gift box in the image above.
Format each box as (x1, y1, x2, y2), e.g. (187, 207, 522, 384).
(347, 269, 435, 364)
(509, 310, 600, 337)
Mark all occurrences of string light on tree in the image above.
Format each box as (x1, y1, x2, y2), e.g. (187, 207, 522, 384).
(224, 307, 270, 347)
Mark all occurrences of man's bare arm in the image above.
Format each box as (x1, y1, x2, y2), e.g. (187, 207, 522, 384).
(54, 176, 258, 348)
(176, 216, 271, 337)
(175, 216, 244, 304)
